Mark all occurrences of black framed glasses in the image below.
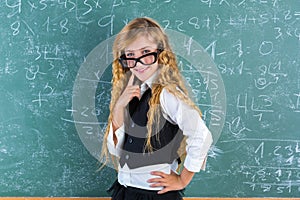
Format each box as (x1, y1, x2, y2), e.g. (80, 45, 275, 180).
(119, 51, 161, 69)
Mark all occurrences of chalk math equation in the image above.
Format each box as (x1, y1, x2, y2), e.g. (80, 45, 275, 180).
(244, 139, 300, 194)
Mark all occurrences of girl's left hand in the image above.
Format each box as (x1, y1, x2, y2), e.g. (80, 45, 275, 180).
(147, 171, 186, 194)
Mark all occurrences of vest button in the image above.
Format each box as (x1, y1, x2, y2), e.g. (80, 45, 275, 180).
(129, 138, 133, 144)
(125, 155, 129, 160)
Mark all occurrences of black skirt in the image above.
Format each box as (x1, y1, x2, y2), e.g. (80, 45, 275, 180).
(108, 180, 184, 200)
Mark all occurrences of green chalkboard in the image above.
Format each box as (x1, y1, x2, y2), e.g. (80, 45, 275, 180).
(1, 0, 299, 198)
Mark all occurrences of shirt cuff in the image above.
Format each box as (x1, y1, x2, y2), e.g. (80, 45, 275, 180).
(184, 132, 213, 172)
(107, 123, 125, 157)
(184, 154, 208, 172)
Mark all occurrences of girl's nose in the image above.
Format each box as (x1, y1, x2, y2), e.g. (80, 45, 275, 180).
(135, 60, 144, 68)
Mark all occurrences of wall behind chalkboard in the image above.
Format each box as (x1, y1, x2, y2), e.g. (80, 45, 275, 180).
(0, 0, 299, 198)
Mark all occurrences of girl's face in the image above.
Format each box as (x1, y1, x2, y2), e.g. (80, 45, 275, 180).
(124, 35, 159, 82)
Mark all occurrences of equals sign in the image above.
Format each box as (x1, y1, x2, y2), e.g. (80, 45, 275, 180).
(294, 11, 300, 20)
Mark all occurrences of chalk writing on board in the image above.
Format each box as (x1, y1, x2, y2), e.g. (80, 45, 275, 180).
(1, 0, 299, 197)
(226, 116, 252, 138)
(0, 61, 18, 76)
(293, 92, 300, 112)
(220, 138, 300, 195)
(236, 93, 274, 121)
(246, 140, 300, 194)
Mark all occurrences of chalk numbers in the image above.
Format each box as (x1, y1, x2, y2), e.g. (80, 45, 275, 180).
(43, 17, 69, 34)
(60, 18, 69, 34)
(242, 141, 300, 194)
(10, 21, 20, 36)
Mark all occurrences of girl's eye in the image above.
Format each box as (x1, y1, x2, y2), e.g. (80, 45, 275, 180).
(126, 52, 134, 57)
(142, 49, 151, 54)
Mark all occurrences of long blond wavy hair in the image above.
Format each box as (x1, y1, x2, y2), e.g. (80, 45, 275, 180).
(100, 17, 202, 169)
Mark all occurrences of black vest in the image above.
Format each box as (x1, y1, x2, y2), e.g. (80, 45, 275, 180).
(119, 88, 183, 169)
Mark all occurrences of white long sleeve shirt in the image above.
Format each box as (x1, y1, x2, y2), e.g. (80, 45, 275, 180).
(107, 73, 213, 191)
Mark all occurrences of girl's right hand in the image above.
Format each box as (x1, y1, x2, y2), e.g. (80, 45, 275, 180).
(112, 74, 140, 131)
(115, 74, 140, 109)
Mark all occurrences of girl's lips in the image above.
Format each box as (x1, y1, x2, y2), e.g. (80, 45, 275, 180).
(135, 67, 149, 73)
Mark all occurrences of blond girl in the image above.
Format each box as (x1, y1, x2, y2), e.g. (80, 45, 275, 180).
(101, 17, 212, 200)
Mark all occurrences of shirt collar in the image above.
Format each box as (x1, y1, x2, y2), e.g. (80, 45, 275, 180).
(141, 69, 160, 89)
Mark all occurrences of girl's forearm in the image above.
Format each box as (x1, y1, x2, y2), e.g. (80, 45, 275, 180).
(180, 167, 195, 187)
(112, 105, 124, 130)
(111, 106, 125, 145)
